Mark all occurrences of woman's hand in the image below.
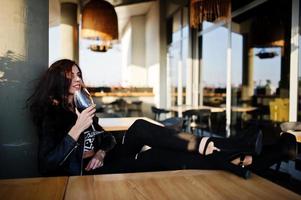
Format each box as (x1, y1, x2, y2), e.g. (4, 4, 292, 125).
(69, 104, 96, 141)
(85, 150, 106, 171)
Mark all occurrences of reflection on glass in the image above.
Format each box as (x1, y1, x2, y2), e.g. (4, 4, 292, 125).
(231, 32, 243, 130)
(298, 36, 301, 120)
(167, 7, 189, 107)
(202, 25, 227, 107)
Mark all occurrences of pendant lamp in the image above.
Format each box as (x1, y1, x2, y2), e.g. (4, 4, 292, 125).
(82, 0, 118, 52)
(190, 0, 231, 28)
(256, 49, 278, 59)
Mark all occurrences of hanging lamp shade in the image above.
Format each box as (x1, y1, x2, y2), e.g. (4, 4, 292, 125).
(82, 0, 118, 41)
(190, 0, 231, 29)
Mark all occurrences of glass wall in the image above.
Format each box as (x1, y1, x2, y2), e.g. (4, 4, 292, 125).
(201, 23, 227, 108)
(167, 7, 189, 107)
(199, 21, 228, 135)
(195, 0, 294, 135)
(231, 32, 243, 131)
(299, 30, 301, 119)
(231, 0, 291, 128)
(297, 0, 301, 121)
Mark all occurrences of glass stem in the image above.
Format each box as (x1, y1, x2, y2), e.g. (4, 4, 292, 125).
(91, 124, 96, 131)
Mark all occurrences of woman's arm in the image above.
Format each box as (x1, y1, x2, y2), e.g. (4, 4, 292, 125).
(38, 105, 96, 175)
(38, 115, 79, 175)
(69, 105, 96, 141)
(85, 149, 106, 171)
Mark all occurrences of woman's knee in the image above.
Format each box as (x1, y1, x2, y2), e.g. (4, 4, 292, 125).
(127, 119, 147, 136)
(131, 119, 149, 130)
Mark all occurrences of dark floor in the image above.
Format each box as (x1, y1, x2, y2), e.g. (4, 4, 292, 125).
(255, 168, 301, 195)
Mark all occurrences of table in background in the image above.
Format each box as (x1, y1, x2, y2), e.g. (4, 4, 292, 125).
(98, 117, 163, 132)
(170, 105, 257, 114)
(231, 106, 257, 113)
(169, 105, 225, 117)
(0, 176, 68, 200)
(231, 106, 258, 128)
(64, 170, 300, 200)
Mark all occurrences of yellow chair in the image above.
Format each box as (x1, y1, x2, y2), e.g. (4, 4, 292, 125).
(269, 98, 289, 122)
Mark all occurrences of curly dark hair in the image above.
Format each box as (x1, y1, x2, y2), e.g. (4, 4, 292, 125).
(27, 59, 83, 126)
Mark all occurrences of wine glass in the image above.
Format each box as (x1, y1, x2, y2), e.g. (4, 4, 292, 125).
(74, 88, 96, 131)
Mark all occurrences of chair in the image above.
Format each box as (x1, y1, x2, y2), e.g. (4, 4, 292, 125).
(273, 122, 300, 172)
(151, 106, 170, 121)
(109, 98, 128, 117)
(182, 109, 212, 136)
(280, 122, 301, 132)
(127, 101, 143, 117)
(160, 117, 183, 133)
(96, 112, 121, 118)
(269, 98, 289, 122)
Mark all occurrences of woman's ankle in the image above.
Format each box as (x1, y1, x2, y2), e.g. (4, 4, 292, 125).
(231, 155, 252, 167)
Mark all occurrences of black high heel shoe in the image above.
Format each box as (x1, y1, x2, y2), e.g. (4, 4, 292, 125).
(224, 160, 251, 179)
(200, 140, 254, 179)
(207, 152, 252, 179)
(239, 154, 246, 168)
(227, 152, 254, 178)
(201, 130, 263, 156)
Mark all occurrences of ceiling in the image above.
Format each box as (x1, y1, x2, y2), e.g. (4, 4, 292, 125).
(115, 1, 154, 34)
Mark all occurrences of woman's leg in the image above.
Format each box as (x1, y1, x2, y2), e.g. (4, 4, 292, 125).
(123, 119, 201, 153)
(124, 119, 261, 156)
(85, 133, 295, 177)
(135, 148, 217, 171)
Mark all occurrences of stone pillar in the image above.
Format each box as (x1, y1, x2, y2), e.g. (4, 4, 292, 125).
(242, 35, 254, 100)
(61, 3, 79, 63)
(159, 0, 167, 107)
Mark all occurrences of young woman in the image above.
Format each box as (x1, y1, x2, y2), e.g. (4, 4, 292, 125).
(27, 59, 295, 178)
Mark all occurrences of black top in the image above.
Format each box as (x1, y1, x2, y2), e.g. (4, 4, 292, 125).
(38, 105, 116, 176)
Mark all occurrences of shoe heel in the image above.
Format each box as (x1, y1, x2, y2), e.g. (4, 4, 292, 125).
(223, 161, 251, 179)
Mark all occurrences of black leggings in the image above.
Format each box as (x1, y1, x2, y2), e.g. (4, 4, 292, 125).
(85, 119, 281, 175)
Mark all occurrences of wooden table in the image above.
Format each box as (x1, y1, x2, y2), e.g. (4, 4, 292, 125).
(1, 170, 300, 200)
(0, 176, 68, 200)
(64, 170, 300, 200)
(98, 117, 163, 132)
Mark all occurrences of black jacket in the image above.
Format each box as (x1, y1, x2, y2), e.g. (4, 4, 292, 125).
(38, 105, 116, 176)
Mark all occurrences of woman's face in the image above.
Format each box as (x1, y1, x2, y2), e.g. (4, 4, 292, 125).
(68, 65, 83, 95)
